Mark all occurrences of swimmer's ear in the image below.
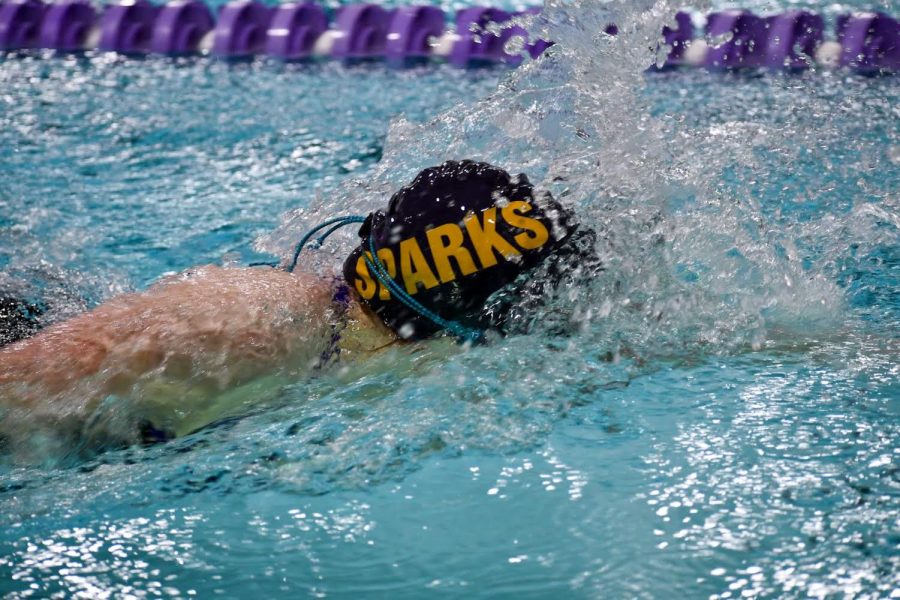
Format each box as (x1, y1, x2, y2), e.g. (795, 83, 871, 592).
(358, 211, 387, 240)
(359, 213, 372, 239)
(358, 213, 375, 238)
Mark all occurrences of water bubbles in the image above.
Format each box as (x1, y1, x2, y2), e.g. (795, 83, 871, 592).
(708, 30, 735, 50)
(503, 35, 527, 57)
(2, 1, 898, 597)
(888, 145, 900, 165)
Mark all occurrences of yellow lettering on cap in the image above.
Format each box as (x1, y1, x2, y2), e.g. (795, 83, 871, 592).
(399, 237, 439, 295)
(356, 248, 397, 300)
(425, 222, 478, 283)
(501, 201, 550, 250)
(464, 207, 521, 269)
(354, 255, 377, 300)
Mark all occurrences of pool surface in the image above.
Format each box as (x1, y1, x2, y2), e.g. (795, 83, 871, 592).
(1, 0, 898, 597)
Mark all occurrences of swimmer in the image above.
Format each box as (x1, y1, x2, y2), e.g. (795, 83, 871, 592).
(0, 161, 596, 457)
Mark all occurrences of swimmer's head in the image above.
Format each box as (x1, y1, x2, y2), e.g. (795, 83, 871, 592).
(342, 160, 586, 339)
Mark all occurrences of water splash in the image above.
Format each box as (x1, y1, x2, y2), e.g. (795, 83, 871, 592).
(1, 2, 898, 597)
(263, 0, 895, 362)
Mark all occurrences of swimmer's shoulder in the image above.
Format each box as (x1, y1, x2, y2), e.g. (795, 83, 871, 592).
(151, 264, 330, 295)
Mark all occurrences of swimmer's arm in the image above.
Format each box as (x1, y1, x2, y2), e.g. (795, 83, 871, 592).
(0, 266, 336, 420)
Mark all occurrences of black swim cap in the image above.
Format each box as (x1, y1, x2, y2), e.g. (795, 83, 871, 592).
(342, 160, 580, 339)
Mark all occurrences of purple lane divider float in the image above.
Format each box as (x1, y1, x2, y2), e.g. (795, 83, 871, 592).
(514, 5, 552, 60)
(385, 5, 443, 62)
(264, 2, 326, 60)
(0, 2, 898, 73)
(764, 11, 823, 69)
(212, 0, 272, 57)
(701, 9, 825, 69)
(98, 0, 158, 54)
(704, 10, 768, 68)
(330, 3, 391, 59)
(450, 7, 509, 66)
(837, 12, 900, 71)
(658, 11, 692, 67)
(40, 0, 95, 51)
(495, 12, 534, 66)
(151, 0, 212, 54)
(0, 0, 45, 50)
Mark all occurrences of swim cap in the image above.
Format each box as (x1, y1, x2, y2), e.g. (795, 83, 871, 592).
(342, 160, 580, 339)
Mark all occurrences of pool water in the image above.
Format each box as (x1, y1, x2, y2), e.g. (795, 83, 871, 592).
(1, 0, 898, 597)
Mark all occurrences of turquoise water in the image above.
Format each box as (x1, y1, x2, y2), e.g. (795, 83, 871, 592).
(1, 0, 899, 597)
